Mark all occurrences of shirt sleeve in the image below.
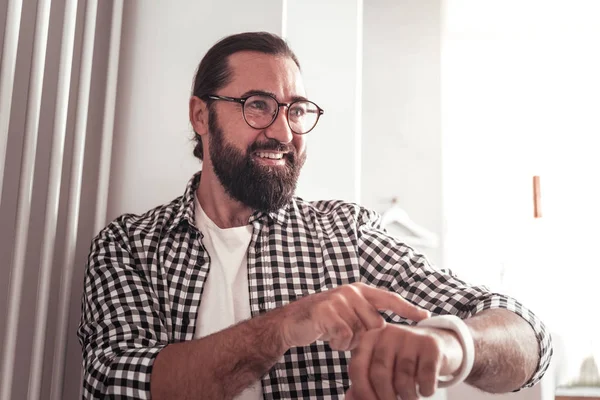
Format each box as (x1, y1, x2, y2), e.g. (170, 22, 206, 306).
(77, 219, 169, 399)
(356, 208, 553, 391)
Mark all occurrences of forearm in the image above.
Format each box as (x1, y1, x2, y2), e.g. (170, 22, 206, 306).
(464, 308, 539, 393)
(151, 308, 288, 400)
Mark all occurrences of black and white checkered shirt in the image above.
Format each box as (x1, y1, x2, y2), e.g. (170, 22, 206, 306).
(78, 172, 552, 399)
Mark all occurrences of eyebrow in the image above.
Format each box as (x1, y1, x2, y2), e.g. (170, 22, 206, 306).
(240, 89, 309, 103)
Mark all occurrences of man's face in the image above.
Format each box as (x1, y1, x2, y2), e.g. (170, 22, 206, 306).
(205, 52, 308, 212)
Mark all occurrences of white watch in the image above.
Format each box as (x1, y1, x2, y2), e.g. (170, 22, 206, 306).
(417, 315, 475, 388)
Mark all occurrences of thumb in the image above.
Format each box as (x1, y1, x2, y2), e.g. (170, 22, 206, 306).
(344, 387, 354, 400)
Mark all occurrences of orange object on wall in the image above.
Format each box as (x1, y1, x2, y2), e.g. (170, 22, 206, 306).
(533, 176, 542, 218)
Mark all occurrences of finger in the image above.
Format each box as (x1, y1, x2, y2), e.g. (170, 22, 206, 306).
(348, 330, 380, 400)
(321, 294, 367, 350)
(345, 387, 355, 400)
(359, 285, 430, 321)
(369, 330, 398, 400)
(416, 344, 442, 398)
(319, 306, 354, 351)
(393, 350, 420, 400)
(351, 293, 386, 331)
(340, 284, 386, 331)
(333, 303, 367, 350)
(346, 309, 368, 350)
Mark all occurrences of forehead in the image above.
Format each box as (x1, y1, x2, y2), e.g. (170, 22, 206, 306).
(224, 51, 306, 100)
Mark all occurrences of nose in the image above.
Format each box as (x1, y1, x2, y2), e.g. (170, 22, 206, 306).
(264, 106, 293, 144)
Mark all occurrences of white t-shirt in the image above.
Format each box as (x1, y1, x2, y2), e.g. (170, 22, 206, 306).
(193, 195, 263, 400)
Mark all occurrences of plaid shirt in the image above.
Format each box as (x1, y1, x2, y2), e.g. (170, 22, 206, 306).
(78, 172, 552, 399)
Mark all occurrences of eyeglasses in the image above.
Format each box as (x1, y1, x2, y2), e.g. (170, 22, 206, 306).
(203, 93, 324, 135)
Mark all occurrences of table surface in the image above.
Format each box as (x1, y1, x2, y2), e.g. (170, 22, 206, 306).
(556, 397, 600, 400)
(555, 386, 600, 399)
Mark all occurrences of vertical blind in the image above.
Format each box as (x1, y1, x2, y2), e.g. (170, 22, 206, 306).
(0, 0, 123, 399)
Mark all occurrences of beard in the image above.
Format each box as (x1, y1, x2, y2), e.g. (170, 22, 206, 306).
(207, 107, 306, 213)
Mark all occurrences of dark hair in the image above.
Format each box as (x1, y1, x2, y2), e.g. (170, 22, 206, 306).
(191, 32, 301, 161)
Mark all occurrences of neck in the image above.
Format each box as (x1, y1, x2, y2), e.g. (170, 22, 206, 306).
(196, 167, 254, 229)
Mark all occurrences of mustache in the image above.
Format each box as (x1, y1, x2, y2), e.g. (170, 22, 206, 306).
(249, 138, 295, 155)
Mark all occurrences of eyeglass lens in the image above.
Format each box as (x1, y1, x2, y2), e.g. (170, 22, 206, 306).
(243, 95, 320, 134)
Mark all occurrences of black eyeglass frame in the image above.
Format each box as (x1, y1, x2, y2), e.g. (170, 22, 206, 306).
(202, 93, 324, 135)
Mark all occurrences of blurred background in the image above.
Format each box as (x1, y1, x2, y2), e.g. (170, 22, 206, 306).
(1, 0, 599, 399)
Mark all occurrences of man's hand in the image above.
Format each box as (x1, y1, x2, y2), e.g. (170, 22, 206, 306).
(345, 324, 464, 400)
(279, 282, 430, 351)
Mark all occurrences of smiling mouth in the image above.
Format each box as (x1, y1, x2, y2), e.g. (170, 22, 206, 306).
(252, 151, 292, 166)
(255, 151, 285, 160)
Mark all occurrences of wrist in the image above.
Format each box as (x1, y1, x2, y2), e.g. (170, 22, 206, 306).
(262, 305, 295, 352)
(427, 327, 464, 376)
(417, 315, 475, 388)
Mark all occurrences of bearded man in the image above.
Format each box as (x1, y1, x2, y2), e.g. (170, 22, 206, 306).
(78, 32, 551, 400)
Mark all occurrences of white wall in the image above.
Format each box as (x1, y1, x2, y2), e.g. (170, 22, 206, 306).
(362, 0, 443, 267)
(108, 1, 284, 220)
(286, 0, 363, 202)
(442, 1, 600, 397)
(442, 0, 600, 330)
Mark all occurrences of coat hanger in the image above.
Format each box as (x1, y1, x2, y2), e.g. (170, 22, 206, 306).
(380, 197, 439, 248)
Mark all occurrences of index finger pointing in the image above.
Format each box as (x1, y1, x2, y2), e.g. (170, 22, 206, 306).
(360, 285, 430, 321)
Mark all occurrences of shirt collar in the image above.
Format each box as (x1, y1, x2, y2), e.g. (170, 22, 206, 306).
(168, 171, 291, 232)
(248, 203, 291, 227)
(167, 171, 201, 232)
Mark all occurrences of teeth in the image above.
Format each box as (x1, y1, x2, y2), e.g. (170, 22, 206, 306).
(256, 152, 283, 159)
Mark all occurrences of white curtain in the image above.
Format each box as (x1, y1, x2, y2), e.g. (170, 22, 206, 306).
(0, 0, 122, 399)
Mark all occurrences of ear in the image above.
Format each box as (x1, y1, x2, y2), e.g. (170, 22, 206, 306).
(189, 96, 209, 136)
